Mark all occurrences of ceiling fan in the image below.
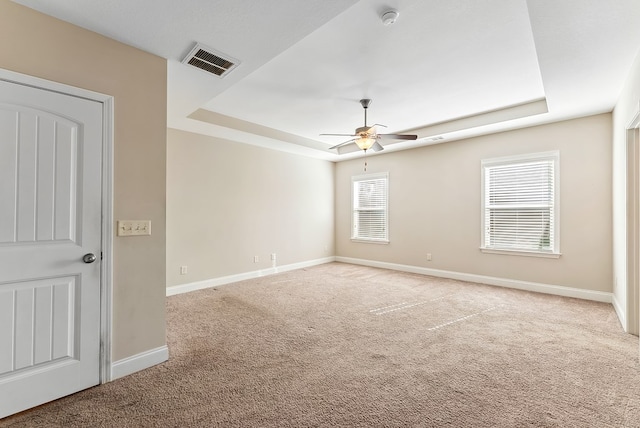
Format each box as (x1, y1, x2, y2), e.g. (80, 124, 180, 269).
(322, 99, 417, 155)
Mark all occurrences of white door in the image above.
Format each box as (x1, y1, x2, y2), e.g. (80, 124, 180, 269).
(0, 79, 103, 418)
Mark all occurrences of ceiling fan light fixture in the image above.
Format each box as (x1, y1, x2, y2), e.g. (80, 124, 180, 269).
(355, 136, 375, 151)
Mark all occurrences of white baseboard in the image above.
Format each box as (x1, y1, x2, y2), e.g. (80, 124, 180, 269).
(166, 255, 613, 303)
(166, 257, 336, 296)
(110, 345, 169, 381)
(336, 257, 613, 303)
(611, 293, 627, 331)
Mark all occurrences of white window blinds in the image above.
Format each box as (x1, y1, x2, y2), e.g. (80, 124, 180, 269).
(352, 173, 389, 242)
(482, 152, 559, 255)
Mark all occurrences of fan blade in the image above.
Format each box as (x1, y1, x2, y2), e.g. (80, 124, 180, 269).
(320, 133, 357, 137)
(329, 139, 356, 150)
(332, 141, 385, 155)
(371, 142, 384, 152)
(377, 134, 417, 140)
(377, 139, 406, 148)
(336, 143, 362, 155)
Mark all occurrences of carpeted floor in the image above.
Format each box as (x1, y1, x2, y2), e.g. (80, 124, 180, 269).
(3, 262, 640, 427)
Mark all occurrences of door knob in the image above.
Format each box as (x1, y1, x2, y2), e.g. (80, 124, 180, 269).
(83, 253, 97, 264)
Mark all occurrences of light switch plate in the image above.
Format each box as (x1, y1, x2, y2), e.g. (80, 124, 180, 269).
(117, 220, 151, 236)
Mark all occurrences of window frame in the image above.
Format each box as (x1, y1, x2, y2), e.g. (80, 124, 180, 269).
(480, 151, 560, 258)
(351, 172, 389, 244)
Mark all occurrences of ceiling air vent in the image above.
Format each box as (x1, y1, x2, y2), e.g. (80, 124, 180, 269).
(182, 43, 240, 78)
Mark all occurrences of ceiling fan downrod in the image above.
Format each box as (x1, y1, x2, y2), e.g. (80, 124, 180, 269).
(360, 99, 371, 127)
(360, 99, 371, 172)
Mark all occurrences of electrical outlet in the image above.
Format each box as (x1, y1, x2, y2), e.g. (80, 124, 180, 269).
(271, 253, 276, 261)
(426, 253, 432, 261)
(180, 266, 188, 275)
(254, 256, 259, 263)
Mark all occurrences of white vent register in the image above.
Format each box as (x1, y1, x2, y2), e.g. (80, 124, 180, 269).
(182, 43, 240, 78)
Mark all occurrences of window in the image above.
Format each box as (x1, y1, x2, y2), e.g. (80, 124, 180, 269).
(481, 151, 559, 257)
(352, 172, 389, 243)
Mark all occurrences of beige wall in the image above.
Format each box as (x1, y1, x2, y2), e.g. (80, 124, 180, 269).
(336, 114, 613, 292)
(0, 2, 167, 361)
(166, 128, 334, 287)
(612, 47, 640, 326)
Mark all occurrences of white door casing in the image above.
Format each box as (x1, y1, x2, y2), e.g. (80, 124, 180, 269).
(628, 110, 640, 337)
(0, 76, 107, 418)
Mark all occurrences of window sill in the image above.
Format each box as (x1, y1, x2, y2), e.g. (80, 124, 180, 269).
(480, 247, 561, 259)
(351, 239, 389, 245)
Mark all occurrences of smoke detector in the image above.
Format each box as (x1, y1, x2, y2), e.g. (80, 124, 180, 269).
(381, 10, 399, 26)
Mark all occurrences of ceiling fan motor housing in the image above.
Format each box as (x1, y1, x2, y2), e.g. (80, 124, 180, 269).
(356, 126, 375, 136)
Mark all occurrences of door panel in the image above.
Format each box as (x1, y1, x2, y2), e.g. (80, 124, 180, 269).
(0, 79, 102, 418)
(0, 106, 78, 244)
(0, 276, 77, 375)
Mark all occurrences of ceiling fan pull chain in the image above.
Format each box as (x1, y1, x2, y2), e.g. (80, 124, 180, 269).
(364, 149, 367, 171)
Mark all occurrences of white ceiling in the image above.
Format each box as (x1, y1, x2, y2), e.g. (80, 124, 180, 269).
(13, 0, 640, 161)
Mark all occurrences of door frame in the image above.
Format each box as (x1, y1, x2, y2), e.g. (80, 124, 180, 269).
(627, 107, 640, 336)
(0, 68, 114, 383)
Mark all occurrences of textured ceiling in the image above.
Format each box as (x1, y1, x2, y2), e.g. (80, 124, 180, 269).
(13, 0, 640, 160)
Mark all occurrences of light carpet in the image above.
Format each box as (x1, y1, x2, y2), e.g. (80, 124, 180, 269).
(3, 262, 640, 427)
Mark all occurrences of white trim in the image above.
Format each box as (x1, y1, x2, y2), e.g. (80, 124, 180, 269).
(479, 248, 561, 259)
(612, 293, 626, 330)
(480, 150, 560, 255)
(351, 239, 390, 245)
(0, 68, 115, 384)
(100, 97, 115, 382)
(351, 172, 389, 242)
(167, 257, 336, 296)
(335, 257, 612, 303)
(626, 106, 640, 335)
(627, 105, 640, 130)
(111, 346, 169, 381)
(481, 150, 560, 166)
(0, 69, 113, 103)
